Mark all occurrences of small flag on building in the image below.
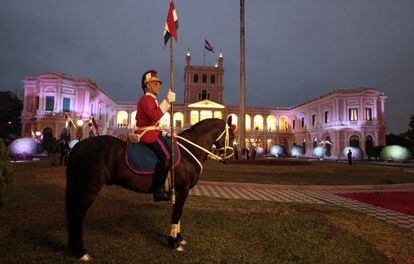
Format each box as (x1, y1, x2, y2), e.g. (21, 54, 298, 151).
(65, 113, 73, 128)
(204, 39, 214, 53)
(163, 1, 179, 45)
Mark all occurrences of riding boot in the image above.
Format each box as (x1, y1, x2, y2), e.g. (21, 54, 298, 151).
(153, 159, 171, 202)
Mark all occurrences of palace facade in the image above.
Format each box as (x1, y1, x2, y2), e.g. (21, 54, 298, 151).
(20, 50, 387, 159)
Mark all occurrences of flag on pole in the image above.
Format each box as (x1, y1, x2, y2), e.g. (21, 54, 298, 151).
(163, 1, 178, 45)
(65, 113, 73, 128)
(204, 39, 214, 53)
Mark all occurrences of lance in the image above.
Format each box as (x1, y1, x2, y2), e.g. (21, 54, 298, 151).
(169, 0, 176, 205)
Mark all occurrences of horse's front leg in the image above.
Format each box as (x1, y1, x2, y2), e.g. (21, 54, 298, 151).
(168, 187, 189, 251)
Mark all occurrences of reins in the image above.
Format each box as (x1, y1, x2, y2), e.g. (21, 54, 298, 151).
(174, 124, 234, 176)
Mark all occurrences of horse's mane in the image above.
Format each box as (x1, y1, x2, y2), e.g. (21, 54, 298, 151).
(178, 118, 224, 138)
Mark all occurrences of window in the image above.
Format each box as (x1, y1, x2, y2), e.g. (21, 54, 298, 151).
(324, 111, 329, 123)
(190, 111, 199, 125)
(193, 74, 198, 83)
(35, 96, 39, 110)
(202, 74, 207, 83)
(62, 98, 71, 112)
(211, 75, 216, 84)
(200, 110, 213, 121)
(301, 117, 305, 128)
(349, 108, 358, 121)
(201, 90, 207, 100)
(214, 111, 222, 119)
(312, 114, 316, 126)
(365, 108, 372, 121)
(45, 96, 54, 111)
(292, 120, 295, 129)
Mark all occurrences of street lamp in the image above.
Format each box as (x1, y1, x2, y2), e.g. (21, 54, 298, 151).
(76, 119, 84, 140)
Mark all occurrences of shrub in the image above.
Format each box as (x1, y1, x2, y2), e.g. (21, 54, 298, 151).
(0, 138, 14, 207)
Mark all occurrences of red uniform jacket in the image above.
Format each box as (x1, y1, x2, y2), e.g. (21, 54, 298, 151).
(134, 93, 165, 143)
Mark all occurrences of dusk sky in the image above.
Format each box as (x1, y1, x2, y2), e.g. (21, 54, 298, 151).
(1, 0, 413, 133)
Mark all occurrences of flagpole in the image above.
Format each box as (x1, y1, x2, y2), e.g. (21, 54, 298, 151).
(169, 0, 175, 205)
(203, 47, 206, 66)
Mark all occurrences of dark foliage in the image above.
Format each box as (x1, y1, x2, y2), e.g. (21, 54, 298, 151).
(0, 91, 23, 144)
(0, 138, 14, 207)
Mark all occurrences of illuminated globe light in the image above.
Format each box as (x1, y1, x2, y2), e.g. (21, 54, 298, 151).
(312, 146, 325, 158)
(269, 144, 285, 157)
(380, 145, 411, 162)
(290, 145, 303, 157)
(342, 146, 362, 160)
(8, 137, 38, 158)
(68, 139, 80, 149)
(255, 147, 265, 155)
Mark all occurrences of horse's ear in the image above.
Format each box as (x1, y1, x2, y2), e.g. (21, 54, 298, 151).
(227, 115, 232, 126)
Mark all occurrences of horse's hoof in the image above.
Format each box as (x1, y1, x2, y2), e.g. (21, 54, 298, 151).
(176, 245, 184, 252)
(179, 239, 187, 246)
(79, 253, 92, 262)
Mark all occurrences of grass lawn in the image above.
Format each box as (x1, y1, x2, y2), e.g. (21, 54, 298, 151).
(202, 160, 414, 185)
(0, 162, 413, 263)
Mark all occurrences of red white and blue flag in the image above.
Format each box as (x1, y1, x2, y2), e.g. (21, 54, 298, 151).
(163, 1, 178, 45)
(204, 39, 214, 53)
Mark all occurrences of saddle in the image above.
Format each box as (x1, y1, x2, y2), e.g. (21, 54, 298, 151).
(124, 136, 181, 175)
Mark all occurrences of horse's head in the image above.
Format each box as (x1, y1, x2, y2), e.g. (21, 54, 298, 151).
(213, 116, 236, 164)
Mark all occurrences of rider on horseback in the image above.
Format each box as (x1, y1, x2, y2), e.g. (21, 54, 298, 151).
(135, 70, 176, 201)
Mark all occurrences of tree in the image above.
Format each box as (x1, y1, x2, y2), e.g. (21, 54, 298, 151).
(0, 91, 23, 144)
(0, 138, 14, 207)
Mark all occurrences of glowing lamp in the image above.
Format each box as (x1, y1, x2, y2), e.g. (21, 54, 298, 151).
(380, 145, 411, 161)
(255, 147, 265, 155)
(342, 146, 362, 160)
(35, 131, 41, 137)
(312, 146, 325, 158)
(68, 139, 80, 149)
(290, 145, 303, 157)
(76, 119, 84, 127)
(269, 144, 285, 157)
(8, 137, 38, 158)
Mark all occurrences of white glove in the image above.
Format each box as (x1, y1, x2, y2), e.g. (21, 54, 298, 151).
(166, 90, 176, 103)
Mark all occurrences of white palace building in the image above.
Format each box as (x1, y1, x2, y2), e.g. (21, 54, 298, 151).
(20, 50, 387, 159)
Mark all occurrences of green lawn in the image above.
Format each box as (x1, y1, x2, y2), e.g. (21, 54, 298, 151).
(202, 160, 414, 185)
(0, 162, 413, 263)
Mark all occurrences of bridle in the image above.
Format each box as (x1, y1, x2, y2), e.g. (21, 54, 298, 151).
(174, 124, 234, 176)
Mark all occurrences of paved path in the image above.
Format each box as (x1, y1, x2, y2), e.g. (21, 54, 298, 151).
(190, 181, 414, 231)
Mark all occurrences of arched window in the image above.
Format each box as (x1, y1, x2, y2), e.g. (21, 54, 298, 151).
(229, 114, 238, 126)
(173, 112, 184, 128)
(349, 135, 360, 147)
(193, 74, 198, 83)
(160, 112, 170, 130)
(266, 115, 276, 132)
(253, 115, 264, 131)
(130, 111, 137, 128)
(279, 116, 289, 131)
(245, 114, 251, 131)
(116, 111, 128, 127)
(201, 90, 207, 100)
(211, 75, 216, 84)
(202, 74, 207, 83)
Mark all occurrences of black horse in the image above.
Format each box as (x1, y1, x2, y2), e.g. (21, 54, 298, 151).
(65, 118, 235, 260)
